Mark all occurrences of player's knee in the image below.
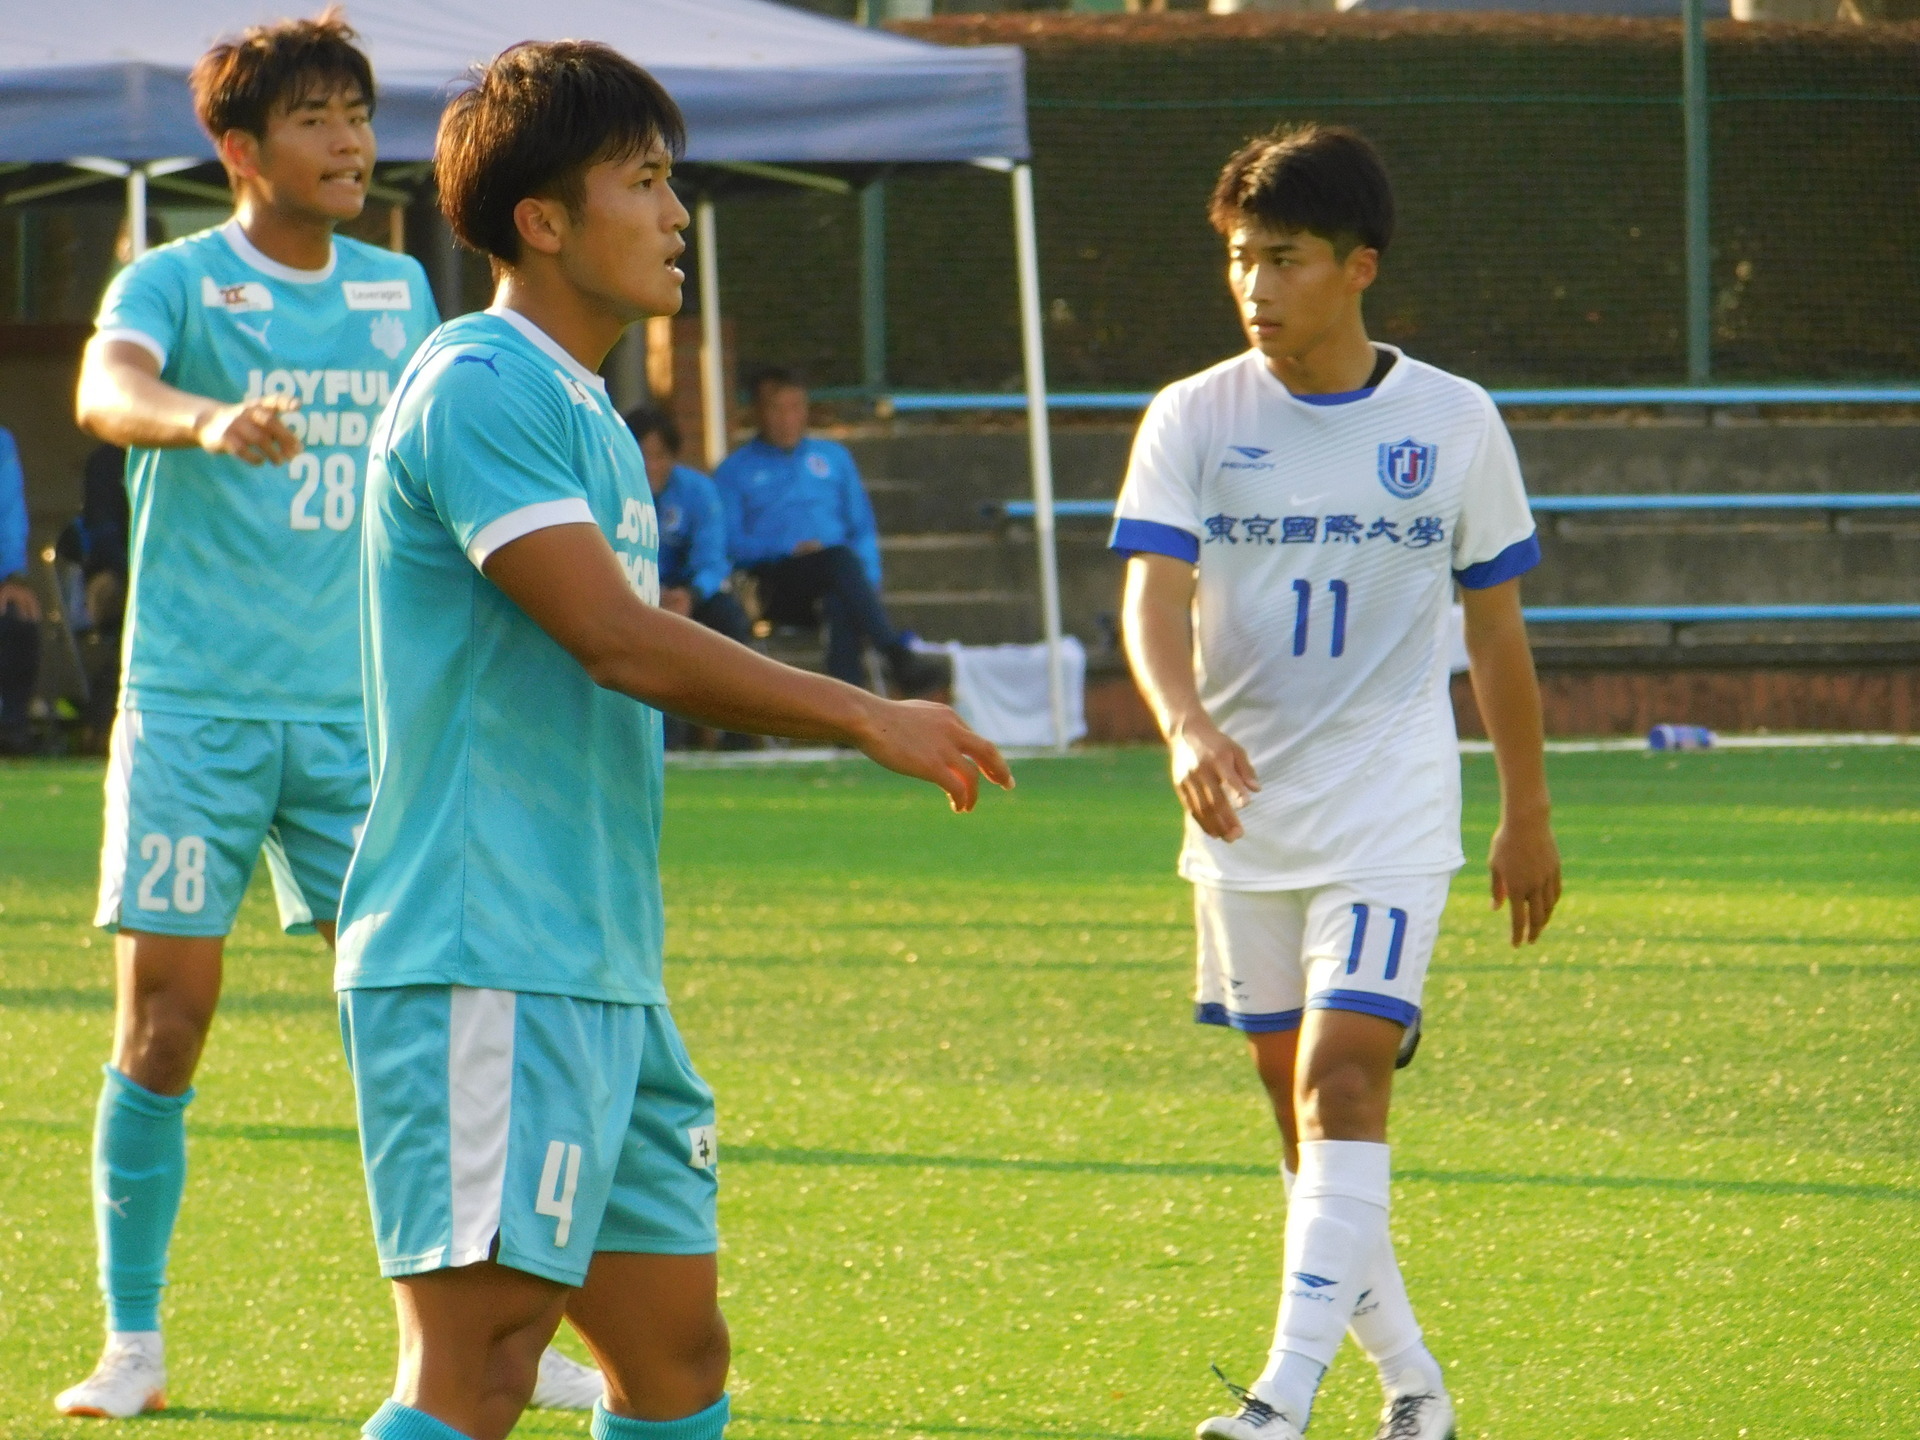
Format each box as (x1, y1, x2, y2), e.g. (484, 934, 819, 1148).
(118, 996, 214, 1090)
(678, 1307, 731, 1398)
(1296, 1058, 1391, 1139)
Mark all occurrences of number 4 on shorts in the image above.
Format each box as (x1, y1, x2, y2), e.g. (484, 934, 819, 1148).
(535, 1140, 582, 1246)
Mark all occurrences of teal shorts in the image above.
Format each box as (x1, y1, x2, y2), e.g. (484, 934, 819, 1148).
(339, 986, 718, 1288)
(94, 709, 369, 938)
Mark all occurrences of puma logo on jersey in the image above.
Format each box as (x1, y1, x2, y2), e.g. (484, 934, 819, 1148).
(233, 318, 271, 346)
(201, 277, 273, 313)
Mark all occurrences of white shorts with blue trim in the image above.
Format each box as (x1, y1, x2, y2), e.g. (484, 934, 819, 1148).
(1193, 872, 1455, 1035)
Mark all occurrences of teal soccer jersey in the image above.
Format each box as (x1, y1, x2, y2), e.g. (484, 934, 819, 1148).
(336, 307, 666, 1004)
(94, 221, 438, 720)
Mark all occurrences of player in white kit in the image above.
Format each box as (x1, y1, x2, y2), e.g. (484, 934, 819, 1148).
(1113, 126, 1562, 1440)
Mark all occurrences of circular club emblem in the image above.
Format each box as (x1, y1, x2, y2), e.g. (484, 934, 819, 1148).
(805, 452, 832, 478)
(1377, 437, 1438, 499)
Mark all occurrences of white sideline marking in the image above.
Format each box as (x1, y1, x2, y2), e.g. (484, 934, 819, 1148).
(666, 734, 1919, 769)
(1463, 733, 1920, 755)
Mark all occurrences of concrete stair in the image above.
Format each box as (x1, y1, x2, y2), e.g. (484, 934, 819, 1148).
(846, 419, 1920, 671)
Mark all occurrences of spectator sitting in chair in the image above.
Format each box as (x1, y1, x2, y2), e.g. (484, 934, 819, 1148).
(0, 425, 43, 754)
(624, 404, 756, 750)
(712, 367, 941, 696)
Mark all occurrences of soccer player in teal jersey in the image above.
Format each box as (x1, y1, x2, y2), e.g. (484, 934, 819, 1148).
(337, 42, 1009, 1440)
(57, 11, 437, 1420)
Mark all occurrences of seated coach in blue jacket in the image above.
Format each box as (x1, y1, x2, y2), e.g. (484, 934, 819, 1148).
(625, 405, 755, 749)
(712, 367, 940, 695)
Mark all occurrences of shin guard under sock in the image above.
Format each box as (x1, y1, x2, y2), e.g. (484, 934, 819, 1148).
(1255, 1140, 1392, 1424)
(93, 1066, 192, 1333)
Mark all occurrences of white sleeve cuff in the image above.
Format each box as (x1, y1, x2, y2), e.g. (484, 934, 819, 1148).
(94, 326, 168, 368)
(466, 498, 596, 570)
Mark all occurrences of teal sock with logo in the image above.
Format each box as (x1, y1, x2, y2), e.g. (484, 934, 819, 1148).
(94, 1065, 193, 1333)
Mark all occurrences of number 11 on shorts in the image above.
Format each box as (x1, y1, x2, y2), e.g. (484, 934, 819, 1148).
(1345, 902, 1409, 979)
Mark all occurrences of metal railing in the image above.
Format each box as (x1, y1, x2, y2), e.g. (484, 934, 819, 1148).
(865, 385, 1920, 414)
(987, 493, 1920, 627)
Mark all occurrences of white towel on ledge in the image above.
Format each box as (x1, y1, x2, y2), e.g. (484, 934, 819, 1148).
(914, 636, 1088, 748)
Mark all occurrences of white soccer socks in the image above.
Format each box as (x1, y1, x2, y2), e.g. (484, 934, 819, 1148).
(1281, 1157, 1445, 1402)
(1255, 1141, 1393, 1426)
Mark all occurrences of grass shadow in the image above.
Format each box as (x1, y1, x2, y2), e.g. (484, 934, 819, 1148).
(737, 1411, 1166, 1440)
(726, 1144, 1920, 1204)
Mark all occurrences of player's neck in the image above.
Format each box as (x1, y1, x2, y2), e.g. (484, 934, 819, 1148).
(1265, 317, 1378, 397)
(492, 269, 627, 376)
(231, 197, 336, 273)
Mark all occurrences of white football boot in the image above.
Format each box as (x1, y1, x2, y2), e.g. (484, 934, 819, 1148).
(54, 1334, 167, 1418)
(528, 1346, 605, 1409)
(1195, 1372, 1305, 1440)
(1371, 1390, 1457, 1440)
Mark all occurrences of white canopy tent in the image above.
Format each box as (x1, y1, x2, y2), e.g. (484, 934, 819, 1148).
(0, 0, 1074, 747)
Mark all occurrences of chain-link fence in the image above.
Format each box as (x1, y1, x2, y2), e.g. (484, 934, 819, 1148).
(715, 13, 1920, 392)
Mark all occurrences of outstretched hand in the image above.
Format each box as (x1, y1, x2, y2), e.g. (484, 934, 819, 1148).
(1170, 718, 1259, 841)
(196, 394, 302, 466)
(1489, 811, 1562, 946)
(853, 698, 1013, 813)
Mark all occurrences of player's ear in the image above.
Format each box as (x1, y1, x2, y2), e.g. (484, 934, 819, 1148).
(512, 195, 567, 258)
(1345, 244, 1380, 294)
(217, 129, 262, 182)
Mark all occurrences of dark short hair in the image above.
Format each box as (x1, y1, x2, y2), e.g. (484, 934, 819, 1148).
(624, 405, 681, 455)
(436, 40, 687, 264)
(747, 365, 805, 400)
(1209, 124, 1394, 258)
(190, 6, 375, 142)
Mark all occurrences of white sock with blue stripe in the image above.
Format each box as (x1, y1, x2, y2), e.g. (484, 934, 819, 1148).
(1255, 1140, 1391, 1426)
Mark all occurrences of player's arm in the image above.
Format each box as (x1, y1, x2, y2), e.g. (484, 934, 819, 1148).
(75, 338, 301, 465)
(1461, 578, 1561, 945)
(1120, 552, 1259, 841)
(484, 522, 1012, 812)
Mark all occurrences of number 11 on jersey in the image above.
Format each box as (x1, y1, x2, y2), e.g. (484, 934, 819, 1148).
(1291, 579, 1349, 659)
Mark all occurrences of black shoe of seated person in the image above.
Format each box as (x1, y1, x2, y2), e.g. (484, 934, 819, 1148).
(887, 645, 949, 700)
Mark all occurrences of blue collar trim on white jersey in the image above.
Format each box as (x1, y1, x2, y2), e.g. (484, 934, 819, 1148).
(1293, 385, 1378, 407)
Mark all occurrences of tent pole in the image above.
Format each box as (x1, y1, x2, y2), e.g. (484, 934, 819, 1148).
(860, 180, 886, 396)
(1011, 163, 1068, 753)
(696, 195, 727, 469)
(126, 167, 147, 261)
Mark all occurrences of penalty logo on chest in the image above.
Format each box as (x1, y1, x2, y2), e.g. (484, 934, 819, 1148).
(1377, 437, 1438, 499)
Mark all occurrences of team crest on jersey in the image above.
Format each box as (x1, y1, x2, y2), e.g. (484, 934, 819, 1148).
(369, 312, 408, 359)
(1377, 437, 1438, 499)
(805, 452, 831, 478)
(200, 276, 272, 313)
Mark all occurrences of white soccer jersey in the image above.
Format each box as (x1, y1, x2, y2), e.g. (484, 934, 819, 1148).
(1111, 345, 1538, 890)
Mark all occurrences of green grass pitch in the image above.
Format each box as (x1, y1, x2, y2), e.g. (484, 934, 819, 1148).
(2, 745, 1918, 1440)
